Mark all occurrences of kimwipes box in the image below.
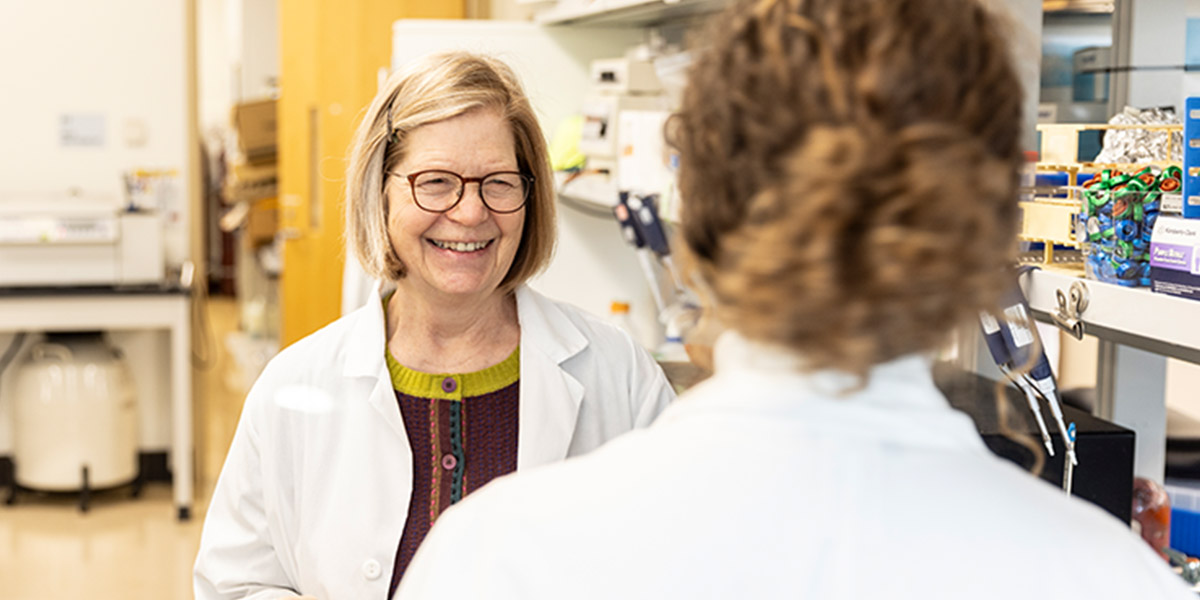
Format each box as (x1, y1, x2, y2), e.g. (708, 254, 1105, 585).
(1150, 216, 1200, 301)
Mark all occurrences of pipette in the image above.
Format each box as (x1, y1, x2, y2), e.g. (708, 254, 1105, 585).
(627, 192, 685, 295)
(978, 311, 1055, 456)
(614, 192, 666, 313)
(996, 280, 1079, 467)
(1016, 351, 1078, 466)
(1063, 422, 1077, 495)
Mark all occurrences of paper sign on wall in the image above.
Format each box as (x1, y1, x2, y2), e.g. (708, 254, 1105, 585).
(59, 113, 106, 147)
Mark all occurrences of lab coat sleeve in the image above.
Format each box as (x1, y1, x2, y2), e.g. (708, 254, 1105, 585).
(194, 376, 301, 600)
(631, 342, 675, 428)
(394, 497, 527, 599)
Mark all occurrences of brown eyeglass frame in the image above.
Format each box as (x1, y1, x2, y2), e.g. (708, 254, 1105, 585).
(392, 169, 534, 214)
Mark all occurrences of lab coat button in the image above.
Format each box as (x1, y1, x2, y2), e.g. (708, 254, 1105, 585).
(441, 377, 457, 393)
(442, 454, 458, 470)
(362, 559, 382, 580)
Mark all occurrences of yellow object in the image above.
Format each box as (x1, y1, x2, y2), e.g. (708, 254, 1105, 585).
(610, 301, 630, 314)
(549, 115, 587, 172)
(279, 0, 465, 347)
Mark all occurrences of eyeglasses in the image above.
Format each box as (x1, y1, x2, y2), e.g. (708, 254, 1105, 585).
(391, 169, 533, 214)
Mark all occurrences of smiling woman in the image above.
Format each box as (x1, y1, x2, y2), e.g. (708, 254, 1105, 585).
(193, 51, 675, 600)
(383, 106, 527, 345)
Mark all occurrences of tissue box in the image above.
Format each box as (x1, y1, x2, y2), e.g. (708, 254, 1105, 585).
(1150, 215, 1200, 301)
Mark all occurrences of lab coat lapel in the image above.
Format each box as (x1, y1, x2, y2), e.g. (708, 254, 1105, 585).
(515, 286, 587, 469)
(342, 282, 408, 440)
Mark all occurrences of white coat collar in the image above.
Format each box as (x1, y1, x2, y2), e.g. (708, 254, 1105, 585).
(668, 330, 988, 452)
(513, 285, 588, 467)
(710, 330, 942, 407)
(339, 281, 590, 467)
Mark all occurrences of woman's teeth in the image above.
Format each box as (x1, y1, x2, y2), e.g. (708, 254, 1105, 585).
(431, 240, 490, 252)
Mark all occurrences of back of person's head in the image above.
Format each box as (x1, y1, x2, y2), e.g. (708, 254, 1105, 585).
(673, 0, 1024, 377)
(346, 50, 556, 292)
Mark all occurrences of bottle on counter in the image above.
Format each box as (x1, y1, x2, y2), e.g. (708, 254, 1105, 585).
(608, 301, 638, 342)
(654, 318, 689, 363)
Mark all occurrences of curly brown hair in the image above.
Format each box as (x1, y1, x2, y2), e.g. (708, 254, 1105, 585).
(673, 0, 1025, 378)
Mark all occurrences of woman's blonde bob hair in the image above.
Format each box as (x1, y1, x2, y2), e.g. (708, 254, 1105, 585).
(345, 50, 556, 293)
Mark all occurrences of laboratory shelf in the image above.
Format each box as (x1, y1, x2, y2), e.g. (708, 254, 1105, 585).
(536, 0, 726, 27)
(1021, 266, 1200, 365)
(556, 172, 620, 212)
(1020, 266, 1200, 483)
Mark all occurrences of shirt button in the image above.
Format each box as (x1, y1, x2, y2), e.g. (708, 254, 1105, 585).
(362, 558, 382, 580)
(442, 453, 458, 471)
(441, 377, 457, 393)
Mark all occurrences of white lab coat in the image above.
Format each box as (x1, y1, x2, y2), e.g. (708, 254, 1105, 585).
(193, 284, 674, 600)
(399, 331, 1194, 599)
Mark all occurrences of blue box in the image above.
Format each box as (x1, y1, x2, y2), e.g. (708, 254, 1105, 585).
(1167, 480, 1200, 556)
(1173, 509, 1200, 557)
(1184, 97, 1200, 218)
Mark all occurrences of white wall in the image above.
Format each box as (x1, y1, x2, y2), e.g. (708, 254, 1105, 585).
(199, 0, 233, 135)
(478, 0, 539, 20)
(0, 1, 193, 269)
(238, 0, 279, 101)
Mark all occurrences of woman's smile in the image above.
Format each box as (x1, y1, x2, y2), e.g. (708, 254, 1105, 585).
(427, 238, 494, 253)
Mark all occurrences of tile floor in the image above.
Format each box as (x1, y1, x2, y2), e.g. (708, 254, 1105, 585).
(0, 295, 245, 600)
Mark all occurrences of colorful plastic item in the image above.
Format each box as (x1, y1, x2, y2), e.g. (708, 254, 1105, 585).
(1078, 167, 1172, 287)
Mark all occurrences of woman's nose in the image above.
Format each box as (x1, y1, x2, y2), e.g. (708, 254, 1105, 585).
(445, 183, 490, 224)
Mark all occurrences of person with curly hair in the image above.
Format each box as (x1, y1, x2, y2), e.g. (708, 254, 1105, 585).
(396, 1, 1194, 598)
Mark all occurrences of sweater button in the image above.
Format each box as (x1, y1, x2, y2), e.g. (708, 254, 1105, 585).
(441, 377, 457, 393)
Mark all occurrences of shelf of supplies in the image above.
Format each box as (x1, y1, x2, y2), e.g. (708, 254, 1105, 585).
(1021, 266, 1200, 364)
(536, 0, 726, 27)
(556, 171, 620, 216)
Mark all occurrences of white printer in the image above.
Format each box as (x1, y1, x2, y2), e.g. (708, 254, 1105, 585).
(0, 195, 165, 287)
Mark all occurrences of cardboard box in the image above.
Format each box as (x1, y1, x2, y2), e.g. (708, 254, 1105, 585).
(246, 197, 278, 247)
(232, 99, 277, 164)
(224, 161, 278, 204)
(1150, 215, 1200, 301)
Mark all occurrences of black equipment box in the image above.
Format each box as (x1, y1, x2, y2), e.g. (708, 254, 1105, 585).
(933, 365, 1134, 524)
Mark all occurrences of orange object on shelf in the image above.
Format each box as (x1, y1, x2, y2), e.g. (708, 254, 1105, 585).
(1132, 477, 1172, 561)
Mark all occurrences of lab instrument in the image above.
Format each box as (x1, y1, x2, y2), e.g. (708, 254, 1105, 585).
(982, 272, 1078, 469)
(979, 311, 1055, 456)
(0, 195, 165, 287)
(9, 332, 140, 512)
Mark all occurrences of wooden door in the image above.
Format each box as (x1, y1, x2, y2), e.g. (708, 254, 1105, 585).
(278, 0, 464, 346)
